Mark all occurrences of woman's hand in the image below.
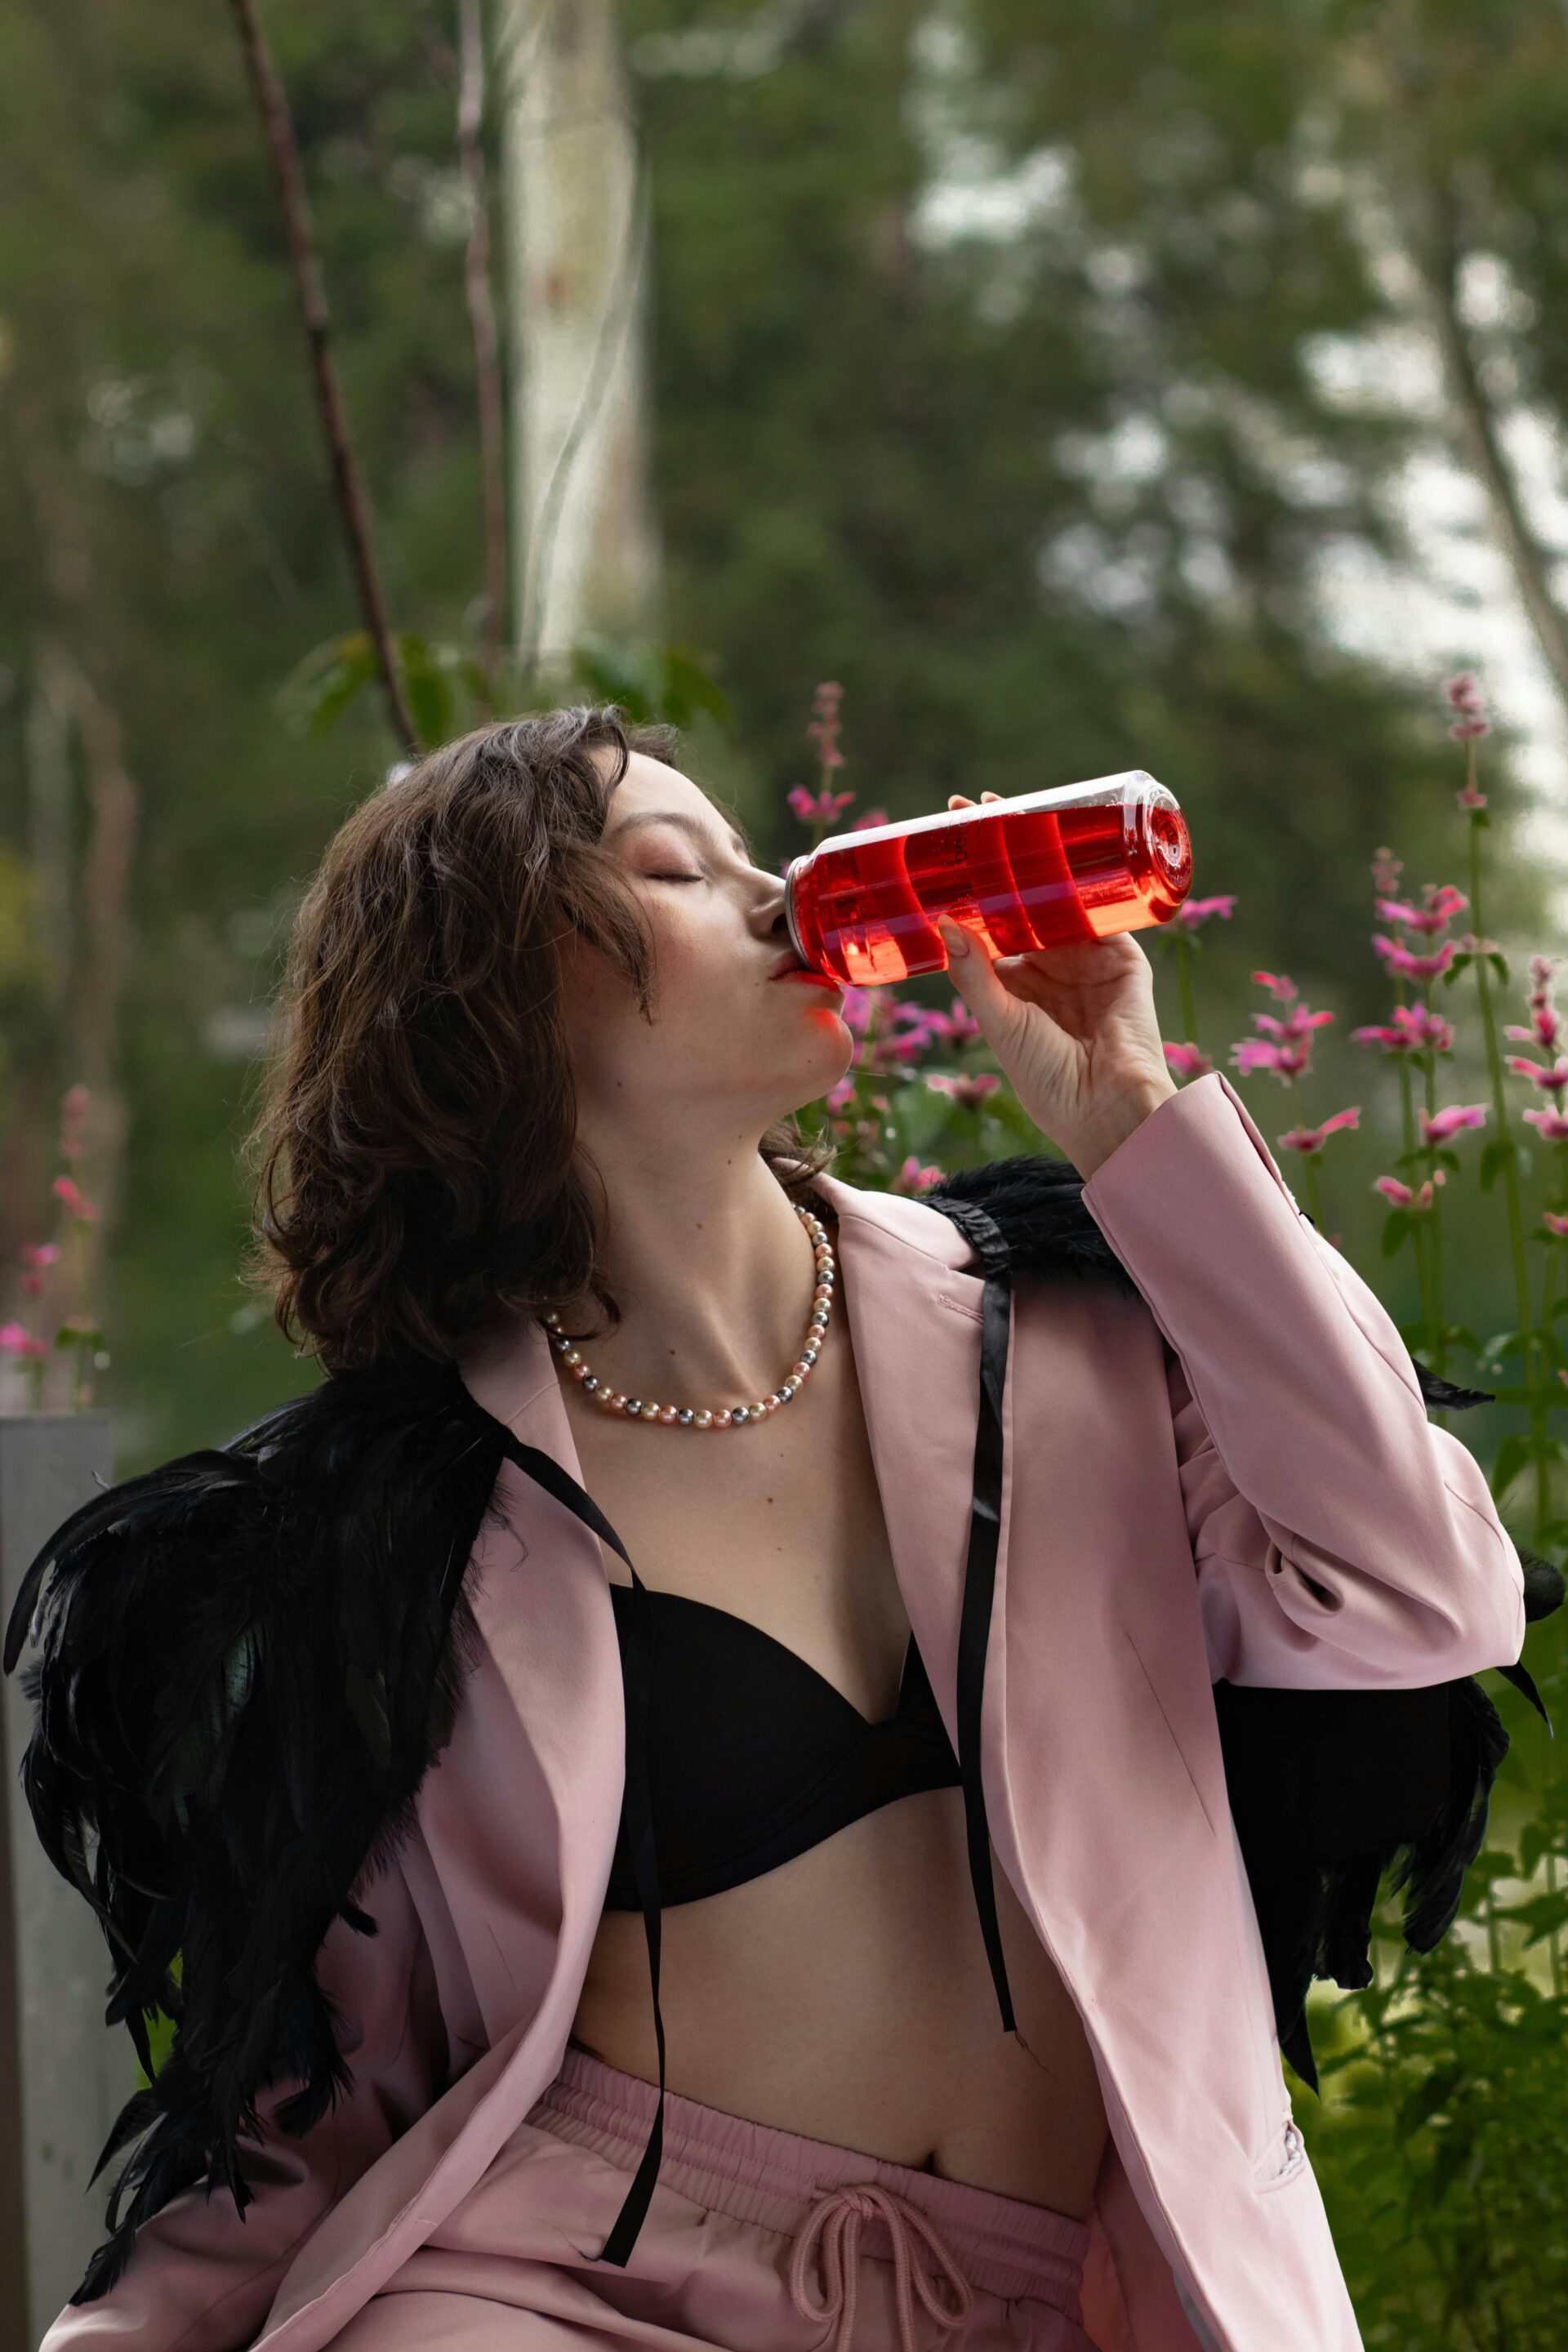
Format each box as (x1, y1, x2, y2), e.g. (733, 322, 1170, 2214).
(933, 791, 1179, 1178)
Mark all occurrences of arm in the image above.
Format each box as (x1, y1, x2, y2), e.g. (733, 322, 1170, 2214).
(38, 1857, 445, 2352)
(1079, 1069, 1526, 1688)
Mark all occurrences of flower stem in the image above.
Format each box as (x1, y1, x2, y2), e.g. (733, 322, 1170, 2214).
(1467, 810, 1543, 1534)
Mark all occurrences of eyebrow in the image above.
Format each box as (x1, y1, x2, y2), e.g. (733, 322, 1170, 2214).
(604, 808, 756, 863)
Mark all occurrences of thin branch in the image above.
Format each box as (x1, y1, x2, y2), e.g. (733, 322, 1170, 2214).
(226, 0, 421, 755)
(517, 131, 651, 679)
(459, 0, 509, 693)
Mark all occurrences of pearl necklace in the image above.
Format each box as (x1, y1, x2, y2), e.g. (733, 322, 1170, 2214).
(542, 1200, 835, 1430)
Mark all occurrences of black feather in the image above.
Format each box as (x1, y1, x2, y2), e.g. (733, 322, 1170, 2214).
(3, 1353, 506, 2304)
(922, 1150, 1562, 2095)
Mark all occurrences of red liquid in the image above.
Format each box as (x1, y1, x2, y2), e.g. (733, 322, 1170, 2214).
(786, 781, 1192, 988)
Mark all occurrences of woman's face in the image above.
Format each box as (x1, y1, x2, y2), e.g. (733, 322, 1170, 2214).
(557, 750, 853, 1152)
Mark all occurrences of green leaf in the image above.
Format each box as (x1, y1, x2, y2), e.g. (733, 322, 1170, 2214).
(53, 1320, 104, 1348)
(1380, 1207, 1412, 1259)
(659, 644, 732, 729)
(1494, 1888, 1568, 1947)
(1396, 2063, 1462, 2136)
(1490, 1430, 1532, 1502)
(395, 632, 452, 751)
(1487, 951, 1510, 985)
(568, 632, 658, 723)
(1478, 1135, 1517, 1192)
(1518, 1820, 1552, 1878)
(284, 630, 378, 738)
(1441, 953, 1472, 984)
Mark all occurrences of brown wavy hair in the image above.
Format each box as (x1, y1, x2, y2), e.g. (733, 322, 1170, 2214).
(243, 706, 837, 1373)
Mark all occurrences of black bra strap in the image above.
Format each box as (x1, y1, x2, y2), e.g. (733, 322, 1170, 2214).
(490, 1428, 666, 2266)
(939, 1208, 1019, 2038)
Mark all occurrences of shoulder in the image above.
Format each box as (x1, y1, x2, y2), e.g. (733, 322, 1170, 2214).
(808, 1152, 1143, 1299)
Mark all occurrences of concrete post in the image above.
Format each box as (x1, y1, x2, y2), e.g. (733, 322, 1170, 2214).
(0, 1414, 127, 2348)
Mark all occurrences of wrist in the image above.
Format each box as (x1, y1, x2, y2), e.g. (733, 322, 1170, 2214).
(1062, 1080, 1181, 1180)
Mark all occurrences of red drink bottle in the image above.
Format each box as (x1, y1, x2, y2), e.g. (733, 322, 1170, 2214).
(783, 770, 1192, 989)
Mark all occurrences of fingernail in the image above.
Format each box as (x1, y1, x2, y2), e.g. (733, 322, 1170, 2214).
(942, 920, 969, 960)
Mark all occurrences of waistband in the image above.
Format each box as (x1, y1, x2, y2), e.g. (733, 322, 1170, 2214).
(532, 2041, 1089, 2319)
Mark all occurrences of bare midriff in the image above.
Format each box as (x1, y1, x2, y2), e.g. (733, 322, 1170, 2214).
(559, 1205, 1110, 2220)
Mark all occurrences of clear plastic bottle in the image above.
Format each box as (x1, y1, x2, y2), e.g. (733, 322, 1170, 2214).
(784, 770, 1192, 987)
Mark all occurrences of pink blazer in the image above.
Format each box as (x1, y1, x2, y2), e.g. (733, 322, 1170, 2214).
(40, 1071, 1526, 2352)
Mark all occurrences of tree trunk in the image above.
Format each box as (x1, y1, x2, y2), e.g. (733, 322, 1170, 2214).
(499, 0, 662, 679)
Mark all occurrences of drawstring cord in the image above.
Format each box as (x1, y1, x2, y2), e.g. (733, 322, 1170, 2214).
(789, 2182, 977, 2352)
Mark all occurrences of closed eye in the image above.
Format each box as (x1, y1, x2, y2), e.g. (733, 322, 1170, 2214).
(650, 871, 704, 883)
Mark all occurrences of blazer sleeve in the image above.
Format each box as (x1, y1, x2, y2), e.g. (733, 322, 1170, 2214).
(1078, 1067, 1527, 1689)
(37, 1857, 445, 2352)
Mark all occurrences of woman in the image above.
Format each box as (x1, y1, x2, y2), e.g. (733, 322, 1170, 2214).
(12, 707, 1527, 2352)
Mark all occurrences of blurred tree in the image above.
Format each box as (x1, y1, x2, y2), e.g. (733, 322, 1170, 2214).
(0, 0, 1561, 1454)
(500, 0, 662, 670)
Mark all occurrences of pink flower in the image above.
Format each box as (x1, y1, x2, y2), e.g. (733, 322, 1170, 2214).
(824, 1076, 857, 1113)
(788, 784, 856, 828)
(1351, 1004, 1454, 1056)
(1233, 1038, 1312, 1080)
(836, 986, 875, 1037)
(1524, 1107, 1568, 1143)
(1374, 883, 1468, 937)
(1232, 982, 1335, 1084)
(1280, 1107, 1361, 1155)
(1174, 895, 1236, 932)
(851, 808, 889, 831)
(1374, 1169, 1448, 1211)
(1508, 958, 1565, 1056)
(1370, 847, 1403, 897)
(19, 1241, 60, 1269)
(1419, 1102, 1489, 1146)
(893, 1154, 945, 1196)
(0, 1322, 49, 1359)
(806, 680, 845, 772)
(1457, 783, 1488, 810)
(51, 1175, 99, 1221)
(1445, 671, 1491, 742)
(889, 1001, 977, 1059)
(1506, 1054, 1568, 1098)
(1543, 1210, 1568, 1237)
(925, 1072, 1003, 1111)
(1163, 1043, 1214, 1080)
(1371, 935, 1459, 982)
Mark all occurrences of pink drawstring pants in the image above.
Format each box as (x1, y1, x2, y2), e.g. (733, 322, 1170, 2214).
(329, 2041, 1103, 2351)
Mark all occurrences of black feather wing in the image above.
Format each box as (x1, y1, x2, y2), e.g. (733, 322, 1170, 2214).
(2, 1355, 508, 2303)
(920, 1152, 1562, 2089)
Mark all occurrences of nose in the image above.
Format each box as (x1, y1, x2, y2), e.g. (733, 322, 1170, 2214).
(787, 2181, 976, 2352)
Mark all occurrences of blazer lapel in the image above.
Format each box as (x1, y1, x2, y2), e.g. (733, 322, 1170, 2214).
(808, 1170, 998, 1755)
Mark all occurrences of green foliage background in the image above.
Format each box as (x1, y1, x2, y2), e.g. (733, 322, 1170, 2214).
(4, 2, 1568, 2340)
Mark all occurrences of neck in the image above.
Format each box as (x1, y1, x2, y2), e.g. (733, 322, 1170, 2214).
(551, 1146, 835, 1410)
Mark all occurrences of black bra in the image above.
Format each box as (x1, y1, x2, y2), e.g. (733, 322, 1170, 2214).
(601, 1588, 961, 1910)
